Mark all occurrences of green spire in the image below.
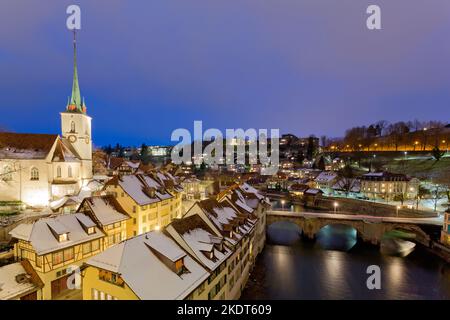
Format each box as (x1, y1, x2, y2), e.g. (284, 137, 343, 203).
(68, 30, 84, 113)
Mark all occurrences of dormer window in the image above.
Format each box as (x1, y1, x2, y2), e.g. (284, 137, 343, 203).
(214, 242, 223, 252)
(76, 215, 97, 235)
(59, 233, 68, 242)
(175, 258, 185, 275)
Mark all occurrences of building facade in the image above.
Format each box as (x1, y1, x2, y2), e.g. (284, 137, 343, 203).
(360, 172, 419, 201)
(0, 34, 92, 206)
(82, 182, 269, 300)
(104, 173, 183, 238)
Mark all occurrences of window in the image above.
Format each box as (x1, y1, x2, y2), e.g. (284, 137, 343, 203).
(68, 166, 73, 178)
(70, 121, 75, 133)
(59, 233, 68, 242)
(142, 215, 146, 223)
(35, 254, 42, 267)
(108, 235, 114, 244)
(2, 165, 12, 181)
(114, 233, 121, 243)
(92, 288, 99, 300)
(87, 227, 95, 235)
(52, 251, 64, 265)
(64, 248, 74, 261)
(114, 222, 121, 228)
(133, 206, 137, 213)
(83, 242, 91, 255)
(91, 240, 100, 251)
(133, 218, 136, 225)
(57, 166, 62, 178)
(30, 167, 39, 181)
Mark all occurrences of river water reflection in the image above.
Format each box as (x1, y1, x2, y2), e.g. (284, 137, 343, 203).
(241, 222, 450, 300)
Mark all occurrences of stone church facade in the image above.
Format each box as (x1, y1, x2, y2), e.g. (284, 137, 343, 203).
(0, 34, 92, 206)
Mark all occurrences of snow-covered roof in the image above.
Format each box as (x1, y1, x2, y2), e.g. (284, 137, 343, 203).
(332, 179, 361, 192)
(0, 132, 58, 160)
(80, 196, 129, 227)
(182, 228, 231, 271)
(168, 214, 232, 271)
(304, 188, 323, 195)
(115, 175, 160, 205)
(125, 161, 140, 169)
(86, 232, 209, 300)
(9, 213, 104, 255)
(315, 171, 338, 183)
(0, 262, 41, 300)
(139, 175, 173, 200)
(238, 183, 270, 206)
(107, 174, 180, 205)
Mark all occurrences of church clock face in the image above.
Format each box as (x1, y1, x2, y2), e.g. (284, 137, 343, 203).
(68, 135, 77, 143)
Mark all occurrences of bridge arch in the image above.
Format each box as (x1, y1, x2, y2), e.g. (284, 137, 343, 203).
(381, 224, 430, 246)
(265, 211, 433, 247)
(266, 220, 303, 245)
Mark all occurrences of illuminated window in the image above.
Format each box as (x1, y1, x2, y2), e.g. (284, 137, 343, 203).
(35, 254, 42, 267)
(52, 251, 63, 265)
(57, 166, 62, 178)
(30, 167, 39, 181)
(59, 233, 68, 242)
(83, 242, 91, 255)
(91, 240, 100, 251)
(63, 248, 74, 261)
(68, 166, 73, 178)
(87, 227, 95, 235)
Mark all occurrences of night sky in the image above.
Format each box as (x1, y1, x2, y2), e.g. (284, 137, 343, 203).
(0, 1, 449, 147)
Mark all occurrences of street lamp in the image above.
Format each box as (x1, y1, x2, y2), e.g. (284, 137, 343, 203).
(333, 202, 338, 213)
(404, 151, 407, 160)
(396, 205, 401, 218)
(281, 199, 286, 210)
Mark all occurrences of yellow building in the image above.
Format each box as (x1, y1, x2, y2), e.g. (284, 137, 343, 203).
(82, 182, 269, 300)
(82, 231, 209, 300)
(441, 210, 450, 246)
(104, 173, 183, 238)
(9, 213, 104, 300)
(77, 195, 129, 249)
(0, 260, 44, 300)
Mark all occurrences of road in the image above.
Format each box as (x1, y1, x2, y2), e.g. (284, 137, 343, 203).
(267, 210, 444, 226)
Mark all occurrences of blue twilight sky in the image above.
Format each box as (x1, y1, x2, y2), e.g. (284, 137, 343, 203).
(0, 0, 449, 147)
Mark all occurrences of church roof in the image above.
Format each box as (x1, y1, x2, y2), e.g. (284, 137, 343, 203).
(0, 132, 58, 159)
(53, 139, 80, 162)
(66, 31, 86, 114)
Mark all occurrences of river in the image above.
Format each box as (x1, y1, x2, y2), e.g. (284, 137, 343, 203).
(241, 222, 450, 300)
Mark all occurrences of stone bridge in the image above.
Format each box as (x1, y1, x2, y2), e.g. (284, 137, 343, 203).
(266, 210, 439, 247)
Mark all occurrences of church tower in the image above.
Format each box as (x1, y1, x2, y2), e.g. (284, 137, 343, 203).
(61, 31, 93, 181)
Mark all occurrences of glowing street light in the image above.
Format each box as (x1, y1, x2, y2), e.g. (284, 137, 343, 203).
(281, 199, 286, 210)
(333, 202, 339, 213)
(396, 205, 401, 218)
